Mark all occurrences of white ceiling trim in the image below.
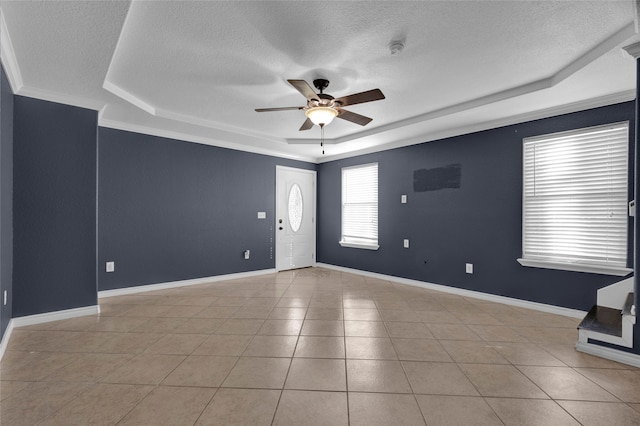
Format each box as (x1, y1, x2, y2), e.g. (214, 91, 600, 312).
(99, 117, 316, 163)
(15, 86, 102, 111)
(624, 41, 640, 59)
(100, 88, 635, 165)
(0, 8, 22, 93)
(290, 21, 637, 147)
(318, 90, 636, 163)
(103, 80, 155, 115)
(551, 22, 637, 85)
(103, 78, 290, 146)
(1, 7, 101, 112)
(154, 107, 285, 146)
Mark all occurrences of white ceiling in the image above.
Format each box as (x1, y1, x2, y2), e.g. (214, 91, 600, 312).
(1, 1, 638, 163)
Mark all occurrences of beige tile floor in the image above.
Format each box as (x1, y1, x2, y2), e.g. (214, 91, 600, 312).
(2, 267, 640, 425)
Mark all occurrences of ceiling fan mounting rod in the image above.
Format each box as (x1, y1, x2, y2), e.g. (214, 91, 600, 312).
(313, 79, 330, 94)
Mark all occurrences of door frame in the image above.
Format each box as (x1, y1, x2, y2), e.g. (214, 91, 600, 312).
(275, 166, 317, 272)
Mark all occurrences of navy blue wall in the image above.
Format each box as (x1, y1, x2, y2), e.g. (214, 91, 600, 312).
(0, 66, 13, 340)
(98, 127, 315, 291)
(318, 102, 635, 312)
(13, 96, 97, 317)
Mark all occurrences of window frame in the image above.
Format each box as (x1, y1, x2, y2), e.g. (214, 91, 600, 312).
(339, 162, 379, 250)
(517, 121, 632, 276)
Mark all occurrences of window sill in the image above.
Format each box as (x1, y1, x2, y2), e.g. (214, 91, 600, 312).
(339, 241, 379, 250)
(517, 258, 633, 276)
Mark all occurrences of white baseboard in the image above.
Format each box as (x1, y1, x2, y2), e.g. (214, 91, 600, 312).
(316, 263, 586, 319)
(98, 269, 277, 299)
(11, 305, 100, 328)
(0, 319, 15, 361)
(0, 304, 100, 361)
(576, 341, 640, 368)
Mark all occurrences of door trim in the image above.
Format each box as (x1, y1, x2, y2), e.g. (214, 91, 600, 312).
(275, 166, 317, 272)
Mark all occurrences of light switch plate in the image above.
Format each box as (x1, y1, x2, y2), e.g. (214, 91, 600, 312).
(401, 195, 407, 204)
(466, 263, 473, 274)
(403, 239, 410, 248)
(106, 261, 115, 273)
(257, 212, 266, 219)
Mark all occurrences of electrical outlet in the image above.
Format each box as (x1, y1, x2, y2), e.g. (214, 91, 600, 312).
(466, 263, 473, 274)
(244, 250, 250, 260)
(257, 212, 266, 219)
(401, 194, 407, 204)
(106, 261, 115, 273)
(403, 239, 410, 248)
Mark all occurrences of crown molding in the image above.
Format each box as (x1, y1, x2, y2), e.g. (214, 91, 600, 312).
(0, 7, 23, 93)
(155, 107, 284, 146)
(99, 117, 316, 163)
(103, 80, 155, 115)
(16, 85, 102, 111)
(553, 22, 636, 84)
(102, 79, 289, 146)
(624, 41, 640, 59)
(318, 90, 636, 163)
(1, 6, 102, 111)
(100, 89, 634, 165)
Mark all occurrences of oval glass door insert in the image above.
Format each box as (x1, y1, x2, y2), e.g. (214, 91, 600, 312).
(288, 183, 303, 233)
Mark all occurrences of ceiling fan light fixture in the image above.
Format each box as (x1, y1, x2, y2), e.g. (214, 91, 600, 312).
(305, 106, 338, 126)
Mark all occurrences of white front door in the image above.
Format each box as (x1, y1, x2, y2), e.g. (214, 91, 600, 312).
(275, 166, 316, 271)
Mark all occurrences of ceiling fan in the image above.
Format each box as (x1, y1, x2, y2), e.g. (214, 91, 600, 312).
(255, 79, 385, 131)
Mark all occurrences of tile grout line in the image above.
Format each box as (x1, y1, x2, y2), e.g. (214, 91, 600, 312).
(380, 299, 429, 426)
(342, 283, 351, 426)
(269, 272, 297, 426)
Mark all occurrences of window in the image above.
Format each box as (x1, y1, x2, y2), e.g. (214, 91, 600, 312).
(518, 122, 632, 276)
(288, 183, 303, 233)
(340, 162, 379, 250)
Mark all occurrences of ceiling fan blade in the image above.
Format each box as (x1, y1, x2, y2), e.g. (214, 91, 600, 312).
(299, 117, 314, 131)
(255, 106, 304, 112)
(335, 88, 385, 107)
(288, 80, 318, 100)
(337, 109, 373, 126)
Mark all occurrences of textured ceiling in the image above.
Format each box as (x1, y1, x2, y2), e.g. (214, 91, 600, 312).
(1, 1, 638, 162)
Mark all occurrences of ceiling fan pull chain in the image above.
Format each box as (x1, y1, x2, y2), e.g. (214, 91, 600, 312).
(320, 124, 325, 155)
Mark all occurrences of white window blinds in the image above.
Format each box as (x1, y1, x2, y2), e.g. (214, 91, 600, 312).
(520, 122, 629, 274)
(340, 163, 379, 249)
